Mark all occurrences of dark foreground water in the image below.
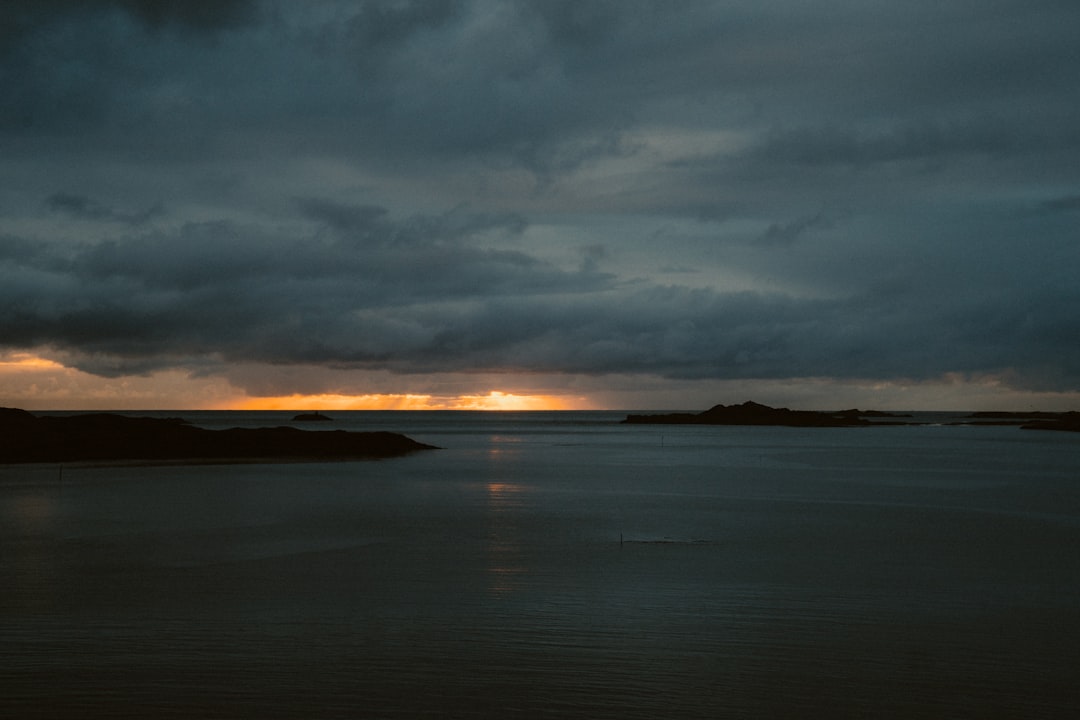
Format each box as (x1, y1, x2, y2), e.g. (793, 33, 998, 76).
(3, 411, 1080, 718)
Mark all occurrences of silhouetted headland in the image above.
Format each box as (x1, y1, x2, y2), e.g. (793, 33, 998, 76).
(622, 401, 911, 427)
(292, 412, 333, 422)
(0, 408, 437, 464)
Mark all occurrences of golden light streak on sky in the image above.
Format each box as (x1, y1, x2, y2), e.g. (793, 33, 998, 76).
(231, 391, 590, 411)
(5, 351, 1080, 412)
(0, 352, 65, 370)
(0, 351, 595, 410)
(0, 351, 242, 410)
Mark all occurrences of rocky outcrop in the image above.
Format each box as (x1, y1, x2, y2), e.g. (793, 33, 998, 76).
(292, 412, 333, 422)
(622, 401, 904, 427)
(0, 408, 436, 464)
(1019, 412, 1080, 433)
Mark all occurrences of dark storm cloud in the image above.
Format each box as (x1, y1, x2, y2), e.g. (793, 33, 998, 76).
(296, 198, 528, 245)
(0, 0, 259, 136)
(1, 0, 257, 41)
(1039, 195, 1080, 213)
(45, 192, 162, 225)
(0, 0, 680, 165)
(112, 0, 258, 32)
(3, 0, 1080, 396)
(4, 203, 1078, 388)
(0, 205, 615, 374)
(346, 0, 463, 50)
(757, 209, 836, 246)
(752, 118, 1028, 168)
(7, 1, 1077, 169)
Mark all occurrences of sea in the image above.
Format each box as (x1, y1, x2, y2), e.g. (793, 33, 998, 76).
(2, 410, 1080, 718)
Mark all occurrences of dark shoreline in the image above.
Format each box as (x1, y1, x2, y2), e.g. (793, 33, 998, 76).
(622, 401, 910, 428)
(622, 401, 1080, 432)
(0, 407, 438, 465)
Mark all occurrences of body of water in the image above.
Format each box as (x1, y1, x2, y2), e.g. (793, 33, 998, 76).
(3, 411, 1080, 717)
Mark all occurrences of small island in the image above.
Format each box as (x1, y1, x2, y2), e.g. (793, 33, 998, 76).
(0, 407, 437, 464)
(622, 401, 910, 427)
(292, 412, 333, 422)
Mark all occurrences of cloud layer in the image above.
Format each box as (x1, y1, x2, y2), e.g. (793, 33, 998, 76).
(2, 1, 1079, 405)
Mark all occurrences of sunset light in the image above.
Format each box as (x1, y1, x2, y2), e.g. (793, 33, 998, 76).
(0, 352, 64, 370)
(230, 390, 588, 411)
(0, 351, 598, 411)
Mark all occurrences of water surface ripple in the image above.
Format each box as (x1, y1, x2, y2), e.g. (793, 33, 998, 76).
(3, 411, 1079, 717)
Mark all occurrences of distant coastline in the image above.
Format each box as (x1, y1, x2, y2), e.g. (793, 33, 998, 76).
(622, 401, 1080, 432)
(0, 407, 437, 465)
(622, 401, 908, 427)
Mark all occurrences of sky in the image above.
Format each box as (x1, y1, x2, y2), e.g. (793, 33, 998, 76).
(2, 0, 1080, 411)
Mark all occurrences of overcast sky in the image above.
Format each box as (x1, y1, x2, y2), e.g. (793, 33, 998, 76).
(3, 0, 1080, 410)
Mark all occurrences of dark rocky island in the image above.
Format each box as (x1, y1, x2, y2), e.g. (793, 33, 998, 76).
(292, 412, 333, 422)
(0, 408, 437, 464)
(960, 410, 1080, 432)
(622, 401, 910, 427)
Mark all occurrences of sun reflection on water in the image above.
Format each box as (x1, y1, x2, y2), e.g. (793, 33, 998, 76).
(4, 492, 61, 609)
(484, 456, 529, 597)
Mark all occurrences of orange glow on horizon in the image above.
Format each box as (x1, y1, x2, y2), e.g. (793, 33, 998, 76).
(6, 348, 1080, 412)
(0, 351, 596, 410)
(230, 390, 589, 411)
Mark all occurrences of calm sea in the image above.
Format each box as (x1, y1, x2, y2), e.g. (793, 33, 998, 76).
(3, 411, 1080, 718)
